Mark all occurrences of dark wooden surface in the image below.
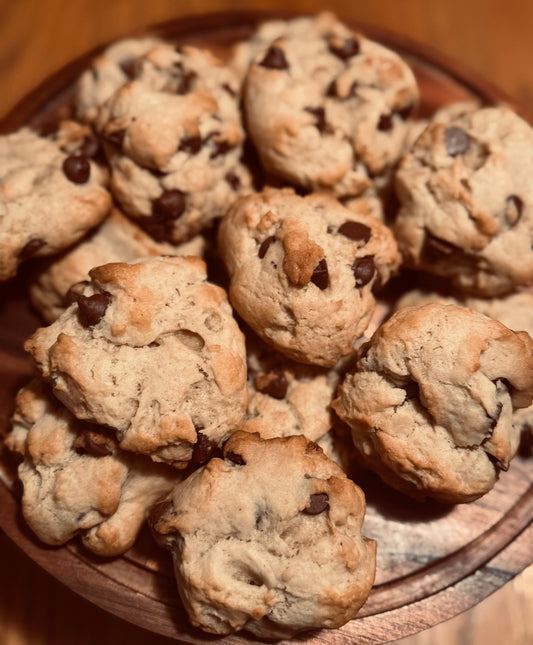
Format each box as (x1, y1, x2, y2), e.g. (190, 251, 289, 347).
(0, 6, 532, 645)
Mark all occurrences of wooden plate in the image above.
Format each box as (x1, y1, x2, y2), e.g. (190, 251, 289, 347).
(1, 11, 532, 645)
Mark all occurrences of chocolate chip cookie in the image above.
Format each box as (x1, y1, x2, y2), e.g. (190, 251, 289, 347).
(332, 302, 533, 502)
(149, 431, 376, 638)
(218, 187, 400, 366)
(25, 255, 248, 468)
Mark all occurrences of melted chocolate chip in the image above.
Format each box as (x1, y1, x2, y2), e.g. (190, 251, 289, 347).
(311, 258, 329, 290)
(225, 172, 241, 191)
(326, 80, 338, 98)
(254, 369, 288, 399)
(504, 194, 523, 227)
(328, 37, 360, 60)
(352, 256, 375, 287)
(338, 221, 371, 243)
(18, 238, 45, 260)
(222, 82, 237, 97)
(65, 280, 90, 307)
(258, 235, 275, 259)
(396, 102, 416, 120)
(377, 114, 393, 132)
(148, 498, 174, 530)
(444, 126, 470, 156)
(77, 292, 111, 327)
(259, 45, 289, 70)
(305, 106, 326, 133)
(178, 135, 202, 154)
(173, 66, 197, 94)
(191, 430, 217, 465)
(303, 492, 330, 515)
(226, 451, 246, 465)
(62, 155, 91, 184)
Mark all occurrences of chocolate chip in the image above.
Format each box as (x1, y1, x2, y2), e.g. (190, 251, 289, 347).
(258, 235, 275, 259)
(77, 292, 111, 327)
(259, 45, 288, 70)
(444, 126, 469, 156)
(225, 172, 241, 191)
(328, 37, 360, 60)
(153, 189, 186, 221)
(103, 128, 126, 148)
(210, 140, 232, 159)
(352, 256, 375, 287)
(18, 238, 46, 260)
(504, 194, 523, 227)
(377, 114, 393, 131)
(305, 106, 326, 133)
(222, 83, 237, 97)
(226, 451, 246, 465)
(338, 221, 371, 243)
(62, 155, 91, 184)
(311, 258, 329, 290)
(178, 135, 202, 154)
(303, 492, 329, 515)
(254, 369, 288, 399)
(191, 430, 216, 465)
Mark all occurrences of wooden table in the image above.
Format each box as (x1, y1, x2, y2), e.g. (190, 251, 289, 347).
(1, 1, 532, 644)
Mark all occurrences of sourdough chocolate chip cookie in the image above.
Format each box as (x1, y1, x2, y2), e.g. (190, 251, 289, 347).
(242, 12, 419, 198)
(218, 187, 400, 366)
(332, 302, 533, 503)
(6, 379, 181, 556)
(75, 36, 167, 125)
(393, 105, 533, 296)
(29, 208, 206, 323)
(0, 125, 112, 282)
(95, 45, 251, 244)
(149, 431, 376, 638)
(24, 255, 248, 468)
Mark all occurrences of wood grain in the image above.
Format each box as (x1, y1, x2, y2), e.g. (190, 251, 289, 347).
(0, 3, 532, 645)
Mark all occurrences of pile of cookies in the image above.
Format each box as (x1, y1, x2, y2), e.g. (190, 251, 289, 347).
(2, 11, 533, 639)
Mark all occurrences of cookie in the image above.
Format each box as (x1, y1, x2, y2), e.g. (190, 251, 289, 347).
(149, 430, 376, 638)
(332, 302, 533, 503)
(0, 124, 112, 282)
(218, 187, 400, 366)
(75, 36, 167, 125)
(393, 105, 533, 296)
(29, 207, 206, 323)
(24, 255, 248, 468)
(95, 44, 252, 244)
(5, 379, 180, 556)
(242, 12, 419, 198)
(243, 333, 343, 441)
(394, 288, 533, 447)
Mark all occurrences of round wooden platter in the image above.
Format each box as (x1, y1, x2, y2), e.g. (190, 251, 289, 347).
(1, 10, 532, 645)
